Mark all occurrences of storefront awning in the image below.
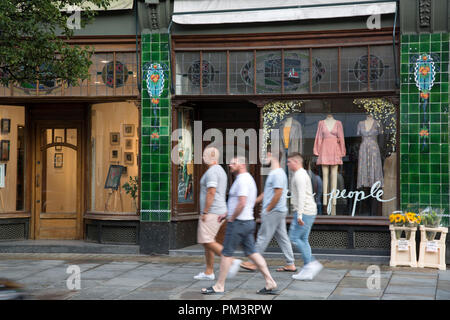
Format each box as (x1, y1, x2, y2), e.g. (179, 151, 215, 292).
(59, 0, 134, 11)
(172, 0, 397, 25)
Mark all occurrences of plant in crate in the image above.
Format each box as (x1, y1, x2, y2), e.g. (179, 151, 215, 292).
(420, 207, 444, 240)
(389, 211, 406, 239)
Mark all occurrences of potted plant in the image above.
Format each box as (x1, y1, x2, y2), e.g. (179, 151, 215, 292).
(420, 207, 443, 240)
(122, 176, 138, 214)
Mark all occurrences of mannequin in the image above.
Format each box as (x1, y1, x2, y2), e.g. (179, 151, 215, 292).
(357, 114, 384, 216)
(279, 115, 303, 182)
(313, 113, 346, 215)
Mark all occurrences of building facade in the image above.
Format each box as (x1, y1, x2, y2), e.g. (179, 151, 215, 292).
(0, 2, 143, 244)
(0, 1, 449, 262)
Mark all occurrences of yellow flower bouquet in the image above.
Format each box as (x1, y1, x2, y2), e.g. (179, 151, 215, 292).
(389, 211, 418, 240)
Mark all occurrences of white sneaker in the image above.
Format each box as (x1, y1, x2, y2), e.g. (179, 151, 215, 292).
(292, 268, 313, 281)
(307, 260, 324, 279)
(227, 259, 242, 278)
(193, 272, 215, 280)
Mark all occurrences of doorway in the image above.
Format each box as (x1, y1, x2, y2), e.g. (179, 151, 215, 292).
(33, 122, 83, 239)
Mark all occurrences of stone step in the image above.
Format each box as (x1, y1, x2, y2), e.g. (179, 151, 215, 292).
(0, 240, 139, 255)
(169, 244, 390, 264)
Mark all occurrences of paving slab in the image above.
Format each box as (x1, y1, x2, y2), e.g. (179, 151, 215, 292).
(438, 270, 450, 281)
(287, 280, 339, 293)
(220, 289, 276, 300)
(436, 289, 450, 300)
(330, 287, 384, 298)
(347, 269, 392, 279)
(381, 294, 434, 300)
(79, 269, 128, 280)
(69, 286, 136, 300)
(338, 276, 389, 289)
(275, 289, 329, 300)
(312, 268, 348, 282)
(388, 275, 437, 287)
(384, 285, 436, 297)
(101, 277, 154, 288)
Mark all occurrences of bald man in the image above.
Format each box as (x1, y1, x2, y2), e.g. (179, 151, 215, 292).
(194, 147, 230, 281)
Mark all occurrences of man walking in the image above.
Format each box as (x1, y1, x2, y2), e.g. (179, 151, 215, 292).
(201, 156, 278, 295)
(194, 147, 229, 280)
(240, 152, 297, 272)
(287, 152, 323, 280)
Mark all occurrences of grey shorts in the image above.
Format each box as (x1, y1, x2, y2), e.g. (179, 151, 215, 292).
(221, 220, 256, 257)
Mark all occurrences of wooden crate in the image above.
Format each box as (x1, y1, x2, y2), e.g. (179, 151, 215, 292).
(418, 226, 448, 270)
(389, 225, 418, 268)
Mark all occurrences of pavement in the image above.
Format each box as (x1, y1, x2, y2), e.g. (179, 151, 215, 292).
(0, 252, 448, 300)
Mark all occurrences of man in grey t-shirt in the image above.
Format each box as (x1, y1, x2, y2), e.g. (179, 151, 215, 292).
(194, 147, 229, 281)
(240, 152, 297, 273)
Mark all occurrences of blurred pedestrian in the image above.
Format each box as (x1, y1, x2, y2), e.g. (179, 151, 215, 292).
(287, 152, 323, 280)
(201, 156, 278, 295)
(194, 147, 229, 280)
(240, 151, 296, 273)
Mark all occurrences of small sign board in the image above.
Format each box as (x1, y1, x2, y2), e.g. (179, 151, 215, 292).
(397, 240, 409, 251)
(426, 241, 438, 253)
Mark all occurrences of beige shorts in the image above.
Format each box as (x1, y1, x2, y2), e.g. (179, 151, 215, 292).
(197, 213, 225, 244)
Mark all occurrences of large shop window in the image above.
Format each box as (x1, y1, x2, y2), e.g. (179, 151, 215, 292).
(0, 52, 139, 97)
(263, 98, 398, 216)
(0, 105, 25, 212)
(174, 107, 196, 212)
(90, 102, 139, 213)
(175, 45, 397, 95)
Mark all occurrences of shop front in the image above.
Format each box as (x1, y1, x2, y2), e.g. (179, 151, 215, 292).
(138, 0, 411, 255)
(0, 37, 141, 245)
(139, 0, 449, 260)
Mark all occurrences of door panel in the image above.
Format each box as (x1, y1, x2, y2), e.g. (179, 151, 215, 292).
(34, 124, 81, 239)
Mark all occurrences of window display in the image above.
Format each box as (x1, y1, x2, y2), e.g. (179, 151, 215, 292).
(176, 108, 195, 203)
(263, 98, 398, 217)
(90, 102, 139, 213)
(0, 106, 25, 212)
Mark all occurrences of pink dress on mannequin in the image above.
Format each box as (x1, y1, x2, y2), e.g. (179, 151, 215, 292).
(313, 120, 346, 165)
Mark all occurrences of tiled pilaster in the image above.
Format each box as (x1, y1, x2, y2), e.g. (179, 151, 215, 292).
(140, 33, 171, 222)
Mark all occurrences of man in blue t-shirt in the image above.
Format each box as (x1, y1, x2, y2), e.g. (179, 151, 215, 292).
(240, 152, 297, 273)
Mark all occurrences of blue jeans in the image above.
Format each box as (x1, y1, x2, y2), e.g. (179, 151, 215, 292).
(289, 212, 316, 265)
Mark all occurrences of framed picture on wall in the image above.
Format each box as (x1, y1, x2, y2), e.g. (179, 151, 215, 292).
(104, 165, 124, 190)
(110, 148, 121, 162)
(1, 119, 10, 134)
(0, 140, 10, 161)
(124, 152, 134, 165)
(0, 163, 5, 188)
(55, 136, 63, 151)
(121, 166, 127, 176)
(125, 138, 133, 150)
(54, 153, 63, 168)
(110, 132, 120, 145)
(123, 124, 135, 137)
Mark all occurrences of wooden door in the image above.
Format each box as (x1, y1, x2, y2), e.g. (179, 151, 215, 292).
(34, 123, 82, 239)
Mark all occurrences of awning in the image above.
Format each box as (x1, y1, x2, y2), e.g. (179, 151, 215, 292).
(172, 0, 396, 25)
(60, 0, 134, 11)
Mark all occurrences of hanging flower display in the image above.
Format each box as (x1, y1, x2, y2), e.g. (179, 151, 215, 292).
(262, 100, 303, 153)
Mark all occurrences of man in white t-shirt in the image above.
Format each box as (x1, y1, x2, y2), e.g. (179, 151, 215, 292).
(201, 156, 278, 295)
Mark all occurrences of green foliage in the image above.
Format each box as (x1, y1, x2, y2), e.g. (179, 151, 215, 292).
(422, 210, 441, 227)
(0, 0, 111, 86)
(122, 176, 138, 200)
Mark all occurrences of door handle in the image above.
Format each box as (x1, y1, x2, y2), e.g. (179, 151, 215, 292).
(36, 174, 40, 188)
